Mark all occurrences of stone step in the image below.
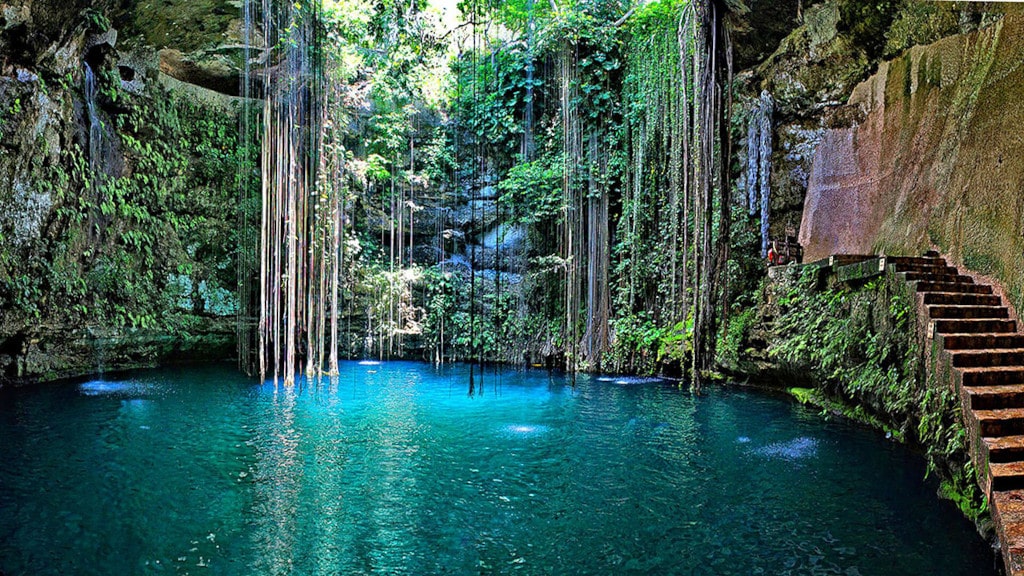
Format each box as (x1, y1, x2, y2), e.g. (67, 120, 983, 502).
(941, 333, 1024, 350)
(953, 349, 1024, 368)
(894, 263, 958, 275)
(975, 408, 1024, 437)
(985, 436, 1024, 463)
(913, 281, 993, 294)
(990, 491, 1024, 575)
(950, 348, 1024, 364)
(928, 305, 1009, 320)
(829, 255, 877, 267)
(992, 461, 1024, 491)
(923, 250, 941, 258)
(934, 319, 1017, 334)
(961, 366, 1024, 387)
(901, 271, 975, 283)
(923, 292, 1002, 306)
(967, 385, 1024, 410)
(888, 255, 945, 267)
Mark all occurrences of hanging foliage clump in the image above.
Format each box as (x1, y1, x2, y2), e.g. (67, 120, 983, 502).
(614, 0, 742, 390)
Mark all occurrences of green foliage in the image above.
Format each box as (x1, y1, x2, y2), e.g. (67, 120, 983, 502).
(419, 266, 457, 353)
(628, 0, 688, 33)
(365, 154, 392, 182)
(546, 7, 623, 121)
(837, 0, 903, 59)
(883, 0, 960, 58)
(788, 387, 817, 404)
(83, 7, 111, 32)
(1, 71, 248, 333)
(450, 45, 537, 165)
(610, 0, 697, 337)
(606, 312, 693, 375)
(767, 272, 986, 521)
(717, 307, 757, 370)
(656, 318, 693, 364)
(421, 128, 458, 185)
(498, 155, 564, 223)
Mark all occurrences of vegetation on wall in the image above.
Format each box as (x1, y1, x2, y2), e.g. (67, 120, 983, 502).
(340, 0, 745, 386)
(220, 0, 747, 386)
(0, 59, 246, 336)
(4, 0, 1000, 393)
(762, 269, 986, 521)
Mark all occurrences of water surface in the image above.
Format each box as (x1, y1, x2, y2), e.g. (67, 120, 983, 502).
(0, 362, 997, 575)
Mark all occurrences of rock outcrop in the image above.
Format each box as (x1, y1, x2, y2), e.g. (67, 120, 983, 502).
(0, 1, 244, 385)
(799, 11, 1024, 315)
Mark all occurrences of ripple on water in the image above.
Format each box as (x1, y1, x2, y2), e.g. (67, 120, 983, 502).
(753, 437, 819, 460)
(596, 375, 664, 385)
(499, 424, 551, 438)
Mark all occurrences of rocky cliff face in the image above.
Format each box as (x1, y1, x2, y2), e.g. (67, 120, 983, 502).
(799, 10, 1024, 314)
(737, 0, 1001, 248)
(0, 0, 245, 384)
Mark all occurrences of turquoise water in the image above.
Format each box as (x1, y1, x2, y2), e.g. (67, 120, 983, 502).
(0, 362, 997, 575)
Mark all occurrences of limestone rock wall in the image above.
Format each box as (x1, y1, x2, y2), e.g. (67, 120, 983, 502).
(0, 1, 245, 385)
(799, 11, 1024, 313)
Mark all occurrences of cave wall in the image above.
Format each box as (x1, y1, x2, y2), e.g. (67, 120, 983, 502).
(799, 10, 1024, 313)
(736, 0, 1003, 249)
(0, 0, 246, 384)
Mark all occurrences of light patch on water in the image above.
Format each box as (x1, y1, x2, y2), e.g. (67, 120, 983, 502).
(613, 376, 663, 385)
(501, 424, 550, 437)
(597, 376, 664, 385)
(358, 360, 381, 366)
(624, 416, 670, 435)
(737, 436, 751, 443)
(79, 381, 131, 396)
(753, 437, 818, 460)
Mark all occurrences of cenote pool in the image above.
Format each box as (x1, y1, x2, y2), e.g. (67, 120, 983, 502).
(0, 362, 998, 575)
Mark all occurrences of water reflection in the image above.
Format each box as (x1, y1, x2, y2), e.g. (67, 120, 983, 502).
(0, 362, 998, 575)
(250, 386, 302, 574)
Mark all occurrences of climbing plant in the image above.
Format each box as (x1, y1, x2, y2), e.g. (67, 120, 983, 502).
(767, 269, 986, 521)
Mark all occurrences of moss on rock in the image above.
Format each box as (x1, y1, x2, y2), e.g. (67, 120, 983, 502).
(741, 266, 990, 527)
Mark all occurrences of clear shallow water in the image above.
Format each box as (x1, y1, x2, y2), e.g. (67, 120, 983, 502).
(0, 362, 997, 575)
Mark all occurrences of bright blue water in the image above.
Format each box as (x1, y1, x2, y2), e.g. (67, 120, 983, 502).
(0, 362, 997, 575)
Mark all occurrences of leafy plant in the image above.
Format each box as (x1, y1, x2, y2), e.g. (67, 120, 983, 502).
(765, 271, 987, 521)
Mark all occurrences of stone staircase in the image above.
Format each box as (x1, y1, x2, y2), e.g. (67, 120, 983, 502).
(896, 251, 1024, 574)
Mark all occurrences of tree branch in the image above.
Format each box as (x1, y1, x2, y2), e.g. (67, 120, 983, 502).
(438, 20, 475, 41)
(612, 6, 636, 28)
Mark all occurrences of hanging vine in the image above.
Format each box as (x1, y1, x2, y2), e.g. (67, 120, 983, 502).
(612, 0, 742, 389)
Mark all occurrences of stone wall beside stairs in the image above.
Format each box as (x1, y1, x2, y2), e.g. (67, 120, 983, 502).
(798, 11, 1024, 318)
(756, 252, 1024, 575)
